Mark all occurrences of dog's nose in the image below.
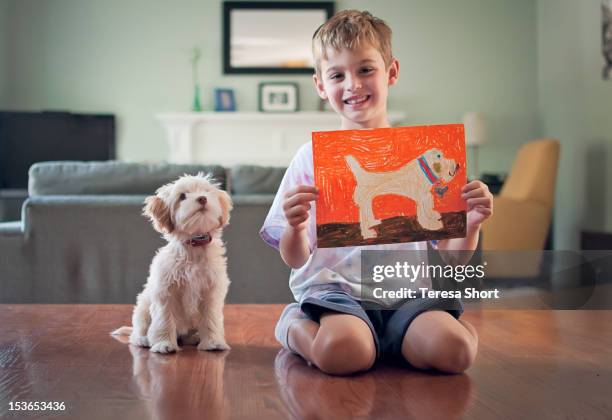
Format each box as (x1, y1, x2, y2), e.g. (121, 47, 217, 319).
(455, 163, 460, 170)
(197, 196, 207, 206)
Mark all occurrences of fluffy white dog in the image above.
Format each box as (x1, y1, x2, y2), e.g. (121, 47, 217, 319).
(346, 149, 459, 239)
(111, 173, 232, 353)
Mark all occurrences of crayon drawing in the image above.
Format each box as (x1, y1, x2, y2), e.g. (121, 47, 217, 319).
(312, 124, 467, 248)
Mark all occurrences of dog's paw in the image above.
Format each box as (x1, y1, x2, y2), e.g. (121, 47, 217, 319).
(361, 227, 378, 239)
(427, 219, 443, 230)
(198, 338, 230, 351)
(129, 335, 150, 348)
(418, 214, 444, 231)
(150, 341, 179, 354)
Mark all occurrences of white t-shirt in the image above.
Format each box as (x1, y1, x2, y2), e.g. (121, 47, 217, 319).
(260, 142, 432, 303)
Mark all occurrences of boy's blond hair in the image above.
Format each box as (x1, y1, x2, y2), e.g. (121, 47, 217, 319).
(312, 10, 393, 75)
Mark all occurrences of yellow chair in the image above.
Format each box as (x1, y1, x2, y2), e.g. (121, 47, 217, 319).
(482, 138, 560, 251)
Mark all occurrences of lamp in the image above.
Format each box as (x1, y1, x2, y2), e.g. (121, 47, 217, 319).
(462, 112, 488, 179)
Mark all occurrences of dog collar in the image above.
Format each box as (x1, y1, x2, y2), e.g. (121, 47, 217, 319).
(417, 155, 448, 198)
(417, 155, 439, 185)
(185, 233, 212, 247)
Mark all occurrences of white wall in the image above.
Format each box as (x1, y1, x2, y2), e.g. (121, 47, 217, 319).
(4, 0, 538, 177)
(537, 0, 612, 248)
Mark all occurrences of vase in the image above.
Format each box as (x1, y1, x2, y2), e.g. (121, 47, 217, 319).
(192, 84, 202, 112)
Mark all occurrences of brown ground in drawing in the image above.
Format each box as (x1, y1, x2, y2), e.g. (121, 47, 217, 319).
(317, 211, 466, 248)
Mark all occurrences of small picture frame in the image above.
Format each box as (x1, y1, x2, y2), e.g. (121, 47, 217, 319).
(258, 82, 299, 112)
(214, 88, 236, 112)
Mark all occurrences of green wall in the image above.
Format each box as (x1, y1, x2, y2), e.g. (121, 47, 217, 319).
(10, 0, 605, 249)
(2, 0, 537, 172)
(537, 0, 612, 248)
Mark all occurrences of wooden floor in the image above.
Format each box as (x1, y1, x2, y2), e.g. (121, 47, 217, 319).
(1, 304, 611, 419)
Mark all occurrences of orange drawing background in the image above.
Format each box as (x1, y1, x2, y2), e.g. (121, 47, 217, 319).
(312, 124, 467, 226)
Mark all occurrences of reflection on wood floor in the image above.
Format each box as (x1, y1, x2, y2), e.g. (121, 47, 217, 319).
(1, 304, 611, 419)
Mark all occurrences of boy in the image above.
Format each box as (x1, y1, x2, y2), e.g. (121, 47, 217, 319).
(260, 10, 493, 375)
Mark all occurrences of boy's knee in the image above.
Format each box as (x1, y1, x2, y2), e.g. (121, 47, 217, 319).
(311, 329, 376, 375)
(428, 332, 476, 374)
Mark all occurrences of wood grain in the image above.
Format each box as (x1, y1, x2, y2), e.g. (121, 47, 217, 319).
(0, 305, 610, 419)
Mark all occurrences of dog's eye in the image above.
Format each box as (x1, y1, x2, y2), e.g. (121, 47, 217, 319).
(179, 193, 186, 201)
(437, 154, 441, 158)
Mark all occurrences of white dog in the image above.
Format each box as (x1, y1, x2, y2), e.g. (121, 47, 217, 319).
(345, 149, 459, 239)
(111, 173, 232, 353)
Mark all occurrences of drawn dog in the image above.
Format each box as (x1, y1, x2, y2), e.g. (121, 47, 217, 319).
(345, 149, 459, 239)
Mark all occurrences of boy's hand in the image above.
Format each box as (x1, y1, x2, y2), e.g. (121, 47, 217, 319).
(283, 185, 319, 231)
(461, 180, 493, 230)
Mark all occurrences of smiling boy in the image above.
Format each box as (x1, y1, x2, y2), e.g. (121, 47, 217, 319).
(260, 10, 493, 375)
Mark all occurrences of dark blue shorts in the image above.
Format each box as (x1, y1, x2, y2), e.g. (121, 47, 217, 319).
(301, 290, 464, 361)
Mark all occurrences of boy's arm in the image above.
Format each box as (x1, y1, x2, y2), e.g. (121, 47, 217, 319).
(436, 225, 480, 266)
(278, 185, 318, 269)
(436, 180, 493, 266)
(280, 226, 311, 269)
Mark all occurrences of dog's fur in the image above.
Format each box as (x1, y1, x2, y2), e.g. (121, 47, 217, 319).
(345, 149, 459, 239)
(111, 173, 232, 353)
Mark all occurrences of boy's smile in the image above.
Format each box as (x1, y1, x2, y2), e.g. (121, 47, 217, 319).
(313, 45, 399, 130)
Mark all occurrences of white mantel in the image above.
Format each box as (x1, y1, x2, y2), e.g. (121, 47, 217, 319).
(157, 111, 406, 167)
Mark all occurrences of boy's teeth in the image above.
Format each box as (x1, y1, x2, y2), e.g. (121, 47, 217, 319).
(345, 95, 368, 104)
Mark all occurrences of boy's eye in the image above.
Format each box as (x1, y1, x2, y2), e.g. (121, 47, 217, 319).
(179, 193, 186, 201)
(361, 67, 374, 74)
(329, 73, 343, 80)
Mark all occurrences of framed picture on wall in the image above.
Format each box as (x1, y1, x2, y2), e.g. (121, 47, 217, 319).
(258, 82, 299, 112)
(223, 1, 334, 74)
(214, 88, 236, 111)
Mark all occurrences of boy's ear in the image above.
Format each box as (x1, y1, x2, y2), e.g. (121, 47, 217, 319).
(312, 73, 328, 100)
(387, 58, 400, 86)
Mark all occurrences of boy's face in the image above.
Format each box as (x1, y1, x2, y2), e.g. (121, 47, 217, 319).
(313, 44, 399, 129)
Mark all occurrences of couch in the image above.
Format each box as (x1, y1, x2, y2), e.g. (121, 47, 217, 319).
(0, 161, 293, 304)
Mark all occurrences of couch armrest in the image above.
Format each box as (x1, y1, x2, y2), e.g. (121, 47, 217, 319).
(0, 221, 24, 236)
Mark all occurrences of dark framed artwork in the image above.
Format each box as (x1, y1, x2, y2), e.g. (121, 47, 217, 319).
(258, 82, 299, 112)
(223, 1, 334, 74)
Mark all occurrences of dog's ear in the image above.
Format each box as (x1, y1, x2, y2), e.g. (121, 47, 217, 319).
(143, 195, 174, 234)
(217, 190, 233, 227)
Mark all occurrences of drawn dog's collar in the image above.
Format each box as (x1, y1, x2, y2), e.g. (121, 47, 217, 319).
(418, 155, 440, 184)
(417, 155, 448, 198)
(185, 233, 212, 247)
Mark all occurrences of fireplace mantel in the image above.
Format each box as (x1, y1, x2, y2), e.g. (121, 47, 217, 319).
(156, 111, 406, 166)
